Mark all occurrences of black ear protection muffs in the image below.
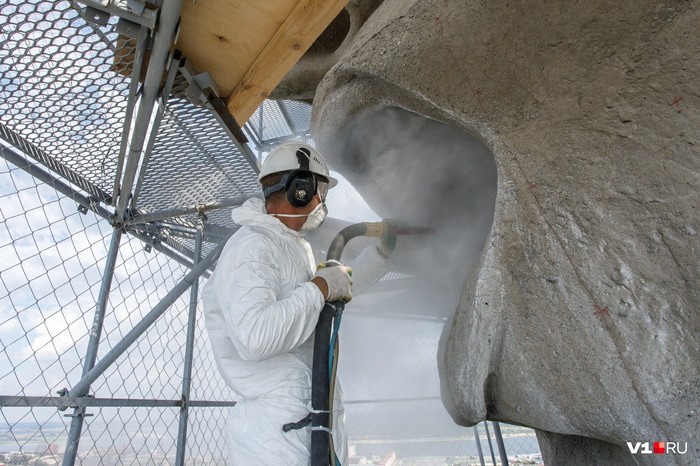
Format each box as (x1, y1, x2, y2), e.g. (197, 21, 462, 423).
(285, 170, 316, 207)
(262, 147, 318, 207)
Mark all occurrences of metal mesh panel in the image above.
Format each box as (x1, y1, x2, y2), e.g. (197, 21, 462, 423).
(280, 100, 312, 133)
(0, 407, 68, 464)
(0, 0, 132, 199)
(246, 99, 312, 147)
(0, 153, 230, 464)
(189, 299, 235, 403)
(185, 407, 229, 465)
(79, 407, 180, 465)
(185, 302, 234, 465)
(0, 158, 111, 399)
(88, 240, 189, 401)
(136, 97, 260, 224)
(133, 96, 259, 262)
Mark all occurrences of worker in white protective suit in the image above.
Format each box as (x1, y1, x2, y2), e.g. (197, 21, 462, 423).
(202, 142, 395, 465)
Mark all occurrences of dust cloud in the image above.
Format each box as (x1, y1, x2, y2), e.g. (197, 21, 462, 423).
(310, 107, 498, 451)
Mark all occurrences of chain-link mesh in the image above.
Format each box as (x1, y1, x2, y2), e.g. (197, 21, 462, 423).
(0, 159, 109, 399)
(0, 151, 231, 464)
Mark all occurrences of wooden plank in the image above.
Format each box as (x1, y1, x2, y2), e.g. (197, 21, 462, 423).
(226, 0, 349, 124)
(176, 0, 299, 98)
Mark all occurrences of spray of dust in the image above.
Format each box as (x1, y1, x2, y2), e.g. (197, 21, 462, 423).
(328, 106, 497, 318)
(310, 107, 498, 448)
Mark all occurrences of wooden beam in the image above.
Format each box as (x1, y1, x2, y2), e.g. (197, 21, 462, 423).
(226, 0, 349, 124)
(177, 1, 299, 98)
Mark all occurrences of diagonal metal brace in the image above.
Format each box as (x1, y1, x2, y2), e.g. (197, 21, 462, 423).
(63, 233, 231, 401)
(176, 54, 258, 168)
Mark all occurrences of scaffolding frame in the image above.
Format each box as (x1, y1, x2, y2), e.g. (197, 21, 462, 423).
(0, 1, 300, 463)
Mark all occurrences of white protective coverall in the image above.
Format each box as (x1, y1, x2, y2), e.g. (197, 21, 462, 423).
(202, 197, 389, 466)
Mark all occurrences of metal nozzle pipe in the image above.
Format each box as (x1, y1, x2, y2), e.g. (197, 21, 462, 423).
(326, 221, 436, 261)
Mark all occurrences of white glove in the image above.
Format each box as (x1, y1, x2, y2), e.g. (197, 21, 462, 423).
(313, 263, 353, 302)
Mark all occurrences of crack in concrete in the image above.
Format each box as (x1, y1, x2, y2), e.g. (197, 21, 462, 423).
(509, 153, 672, 440)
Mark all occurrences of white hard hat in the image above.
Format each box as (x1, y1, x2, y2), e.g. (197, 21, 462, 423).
(259, 142, 338, 188)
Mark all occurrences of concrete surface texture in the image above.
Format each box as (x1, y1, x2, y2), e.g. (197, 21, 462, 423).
(294, 0, 699, 464)
(269, 0, 385, 101)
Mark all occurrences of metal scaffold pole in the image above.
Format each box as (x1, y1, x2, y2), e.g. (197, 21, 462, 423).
(493, 421, 510, 466)
(175, 225, 204, 465)
(114, 0, 184, 221)
(483, 421, 498, 466)
(473, 425, 486, 466)
(66, 236, 229, 398)
(62, 228, 123, 466)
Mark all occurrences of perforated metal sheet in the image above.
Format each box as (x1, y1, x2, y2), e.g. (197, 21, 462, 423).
(247, 99, 312, 147)
(0, 1, 317, 265)
(135, 97, 260, 225)
(0, 0, 132, 200)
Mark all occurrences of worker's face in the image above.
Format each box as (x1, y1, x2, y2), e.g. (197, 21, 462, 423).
(270, 177, 327, 231)
(297, 192, 321, 215)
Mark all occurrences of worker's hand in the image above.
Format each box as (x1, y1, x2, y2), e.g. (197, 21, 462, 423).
(312, 262, 353, 302)
(377, 218, 404, 257)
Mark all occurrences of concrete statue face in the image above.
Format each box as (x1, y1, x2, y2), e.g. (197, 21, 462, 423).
(277, 1, 700, 463)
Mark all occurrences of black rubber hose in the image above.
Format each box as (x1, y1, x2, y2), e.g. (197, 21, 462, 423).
(310, 221, 435, 465)
(310, 301, 339, 465)
(310, 223, 370, 466)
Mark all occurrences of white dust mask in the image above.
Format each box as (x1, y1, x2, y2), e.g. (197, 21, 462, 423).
(300, 202, 327, 230)
(271, 202, 328, 231)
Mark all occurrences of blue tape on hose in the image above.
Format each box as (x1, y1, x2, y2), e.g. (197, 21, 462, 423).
(328, 314, 342, 375)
